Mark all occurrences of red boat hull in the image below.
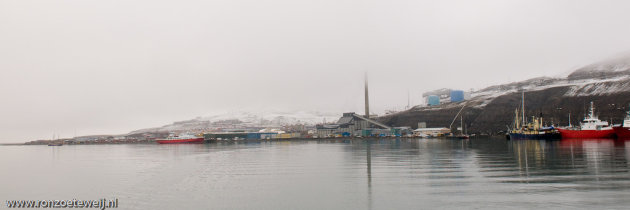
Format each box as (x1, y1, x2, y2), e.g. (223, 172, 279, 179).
(614, 126, 630, 139)
(156, 138, 204, 144)
(557, 128, 615, 139)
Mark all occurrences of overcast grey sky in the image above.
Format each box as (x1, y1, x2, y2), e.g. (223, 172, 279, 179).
(2, 0, 630, 142)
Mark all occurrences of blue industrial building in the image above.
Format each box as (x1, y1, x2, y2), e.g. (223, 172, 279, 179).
(450, 90, 465, 102)
(427, 95, 440, 106)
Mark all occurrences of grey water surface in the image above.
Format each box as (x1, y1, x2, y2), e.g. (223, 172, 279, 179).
(2, 138, 630, 209)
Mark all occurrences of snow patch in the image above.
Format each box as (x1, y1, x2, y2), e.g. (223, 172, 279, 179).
(129, 111, 341, 134)
(465, 75, 630, 108)
(564, 77, 630, 96)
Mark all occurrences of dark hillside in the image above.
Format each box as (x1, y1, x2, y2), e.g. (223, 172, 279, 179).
(378, 77, 630, 135)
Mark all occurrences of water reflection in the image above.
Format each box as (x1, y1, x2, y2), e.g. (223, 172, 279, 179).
(343, 138, 630, 199)
(366, 140, 372, 210)
(3, 138, 630, 210)
(505, 139, 628, 171)
(478, 138, 630, 192)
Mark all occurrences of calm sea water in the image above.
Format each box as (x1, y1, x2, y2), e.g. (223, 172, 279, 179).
(2, 138, 630, 209)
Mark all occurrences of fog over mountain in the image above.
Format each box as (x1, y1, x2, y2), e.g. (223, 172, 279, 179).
(380, 53, 630, 134)
(568, 52, 630, 80)
(3, 0, 630, 142)
(128, 53, 630, 136)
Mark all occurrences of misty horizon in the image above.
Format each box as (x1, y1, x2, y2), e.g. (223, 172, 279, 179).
(3, 0, 630, 142)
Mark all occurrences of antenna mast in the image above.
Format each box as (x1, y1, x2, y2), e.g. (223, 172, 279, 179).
(407, 89, 411, 109)
(521, 91, 525, 125)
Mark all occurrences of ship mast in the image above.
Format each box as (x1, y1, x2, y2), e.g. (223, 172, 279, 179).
(521, 91, 525, 126)
(588, 101, 594, 119)
(461, 115, 464, 135)
(514, 108, 520, 129)
(407, 89, 411, 109)
(449, 104, 467, 131)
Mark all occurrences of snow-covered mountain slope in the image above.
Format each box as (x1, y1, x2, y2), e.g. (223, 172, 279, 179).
(131, 53, 630, 135)
(465, 75, 630, 108)
(128, 111, 340, 134)
(568, 53, 630, 80)
(198, 111, 340, 125)
(385, 53, 630, 135)
(454, 54, 630, 109)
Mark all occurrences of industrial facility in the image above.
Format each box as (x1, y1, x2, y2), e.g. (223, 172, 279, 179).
(315, 73, 411, 137)
(423, 88, 471, 106)
(315, 112, 395, 137)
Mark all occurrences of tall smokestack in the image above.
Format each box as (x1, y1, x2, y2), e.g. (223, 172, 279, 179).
(365, 72, 370, 119)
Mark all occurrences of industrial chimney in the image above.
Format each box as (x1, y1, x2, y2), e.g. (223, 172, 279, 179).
(365, 72, 370, 119)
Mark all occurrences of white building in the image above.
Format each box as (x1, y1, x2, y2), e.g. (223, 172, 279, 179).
(413, 127, 450, 137)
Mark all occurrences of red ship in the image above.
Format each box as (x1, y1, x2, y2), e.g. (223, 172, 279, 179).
(558, 129, 615, 139)
(557, 102, 615, 139)
(613, 105, 630, 139)
(156, 134, 204, 144)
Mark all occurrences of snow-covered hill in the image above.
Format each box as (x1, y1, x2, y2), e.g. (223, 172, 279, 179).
(568, 53, 630, 80)
(132, 53, 630, 135)
(386, 53, 630, 134)
(465, 75, 630, 109)
(128, 111, 341, 134)
(453, 54, 630, 109)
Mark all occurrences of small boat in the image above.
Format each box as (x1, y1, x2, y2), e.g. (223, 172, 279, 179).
(417, 133, 430, 138)
(448, 107, 469, 140)
(156, 133, 204, 144)
(557, 102, 615, 139)
(454, 115, 470, 139)
(48, 133, 63, 146)
(613, 104, 630, 139)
